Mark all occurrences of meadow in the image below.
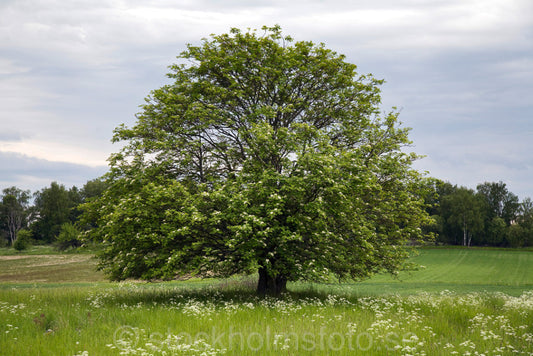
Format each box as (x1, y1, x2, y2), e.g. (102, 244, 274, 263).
(0, 248, 532, 355)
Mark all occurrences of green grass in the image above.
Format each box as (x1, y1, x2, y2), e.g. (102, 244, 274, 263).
(0, 248, 532, 355)
(0, 282, 532, 355)
(0, 245, 60, 256)
(0, 254, 103, 284)
(287, 247, 533, 297)
(400, 248, 532, 285)
(357, 247, 533, 296)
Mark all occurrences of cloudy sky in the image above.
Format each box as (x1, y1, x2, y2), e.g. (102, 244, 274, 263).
(1, 0, 532, 198)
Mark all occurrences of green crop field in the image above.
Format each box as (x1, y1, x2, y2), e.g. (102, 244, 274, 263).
(355, 248, 533, 296)
(0, 248, 532, 355)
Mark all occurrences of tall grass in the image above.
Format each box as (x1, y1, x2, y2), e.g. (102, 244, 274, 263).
(1, 282, 532, 355)
(1, 248, 532, 355)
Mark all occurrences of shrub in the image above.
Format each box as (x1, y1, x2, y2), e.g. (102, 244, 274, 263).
(55, 222, 82, 251)
(14, 229, 32, 251)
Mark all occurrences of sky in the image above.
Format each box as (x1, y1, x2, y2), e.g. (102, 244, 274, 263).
(1, 0, 532, 199)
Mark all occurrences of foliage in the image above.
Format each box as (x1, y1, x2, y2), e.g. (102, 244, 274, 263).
(32, 182, 81, 243)
(82, 26, 432, 294)
(0, 187, 31, 246)
(0, 180, 109, 248)
(507, 224, 527, 248)
(440, 187, 484, 246)
(515, 197, 533, 246)
(477, 181, 520, 225)
(81, 178, 109, 201)
(429, 180, 533, 247)
(55, 222, 82, 251)
(13, 229, 32, 251)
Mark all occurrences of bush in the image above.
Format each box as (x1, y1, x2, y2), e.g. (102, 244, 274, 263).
(55, 222, 82, 251)
(507, 224, 528, 248)
(14, 229, 32, 251)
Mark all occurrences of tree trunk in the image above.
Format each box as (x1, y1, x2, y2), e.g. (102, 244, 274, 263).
(7, 211, 22, 246)
(257, 267, 287, 295)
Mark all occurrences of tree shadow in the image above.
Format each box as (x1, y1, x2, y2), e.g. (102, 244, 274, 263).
(96, 277, 362, 306)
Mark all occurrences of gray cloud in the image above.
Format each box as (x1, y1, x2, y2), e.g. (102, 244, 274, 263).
(0, 0, 532, 198)
(0, 130, 26, 142)
(0, 152, 107, 192)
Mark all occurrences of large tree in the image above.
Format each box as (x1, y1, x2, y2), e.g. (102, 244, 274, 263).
(32, 182, 80, 243)
(441, 186, 484, 246)
(476, 181, 520, 245)
(82, 26, 431, 294)
(514, 197, 533, 247)
(476, 181, 520, 225)
(0, 187, 31, 246)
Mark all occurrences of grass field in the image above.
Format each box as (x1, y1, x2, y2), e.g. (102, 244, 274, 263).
(0, 247, 532, 355)
(353, 248, 533, 296)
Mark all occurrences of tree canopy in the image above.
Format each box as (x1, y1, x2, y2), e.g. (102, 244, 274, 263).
(0, 187, 31, 246)
(32, 182, 81, 243)
(82, 26, 432, 294)
(431, 180, 529, 247)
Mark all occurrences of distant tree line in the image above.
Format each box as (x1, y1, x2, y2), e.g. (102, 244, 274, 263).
(0, 179, 107, 250)
(0, 178, 531, 250)
(424, 180, 532, 247)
